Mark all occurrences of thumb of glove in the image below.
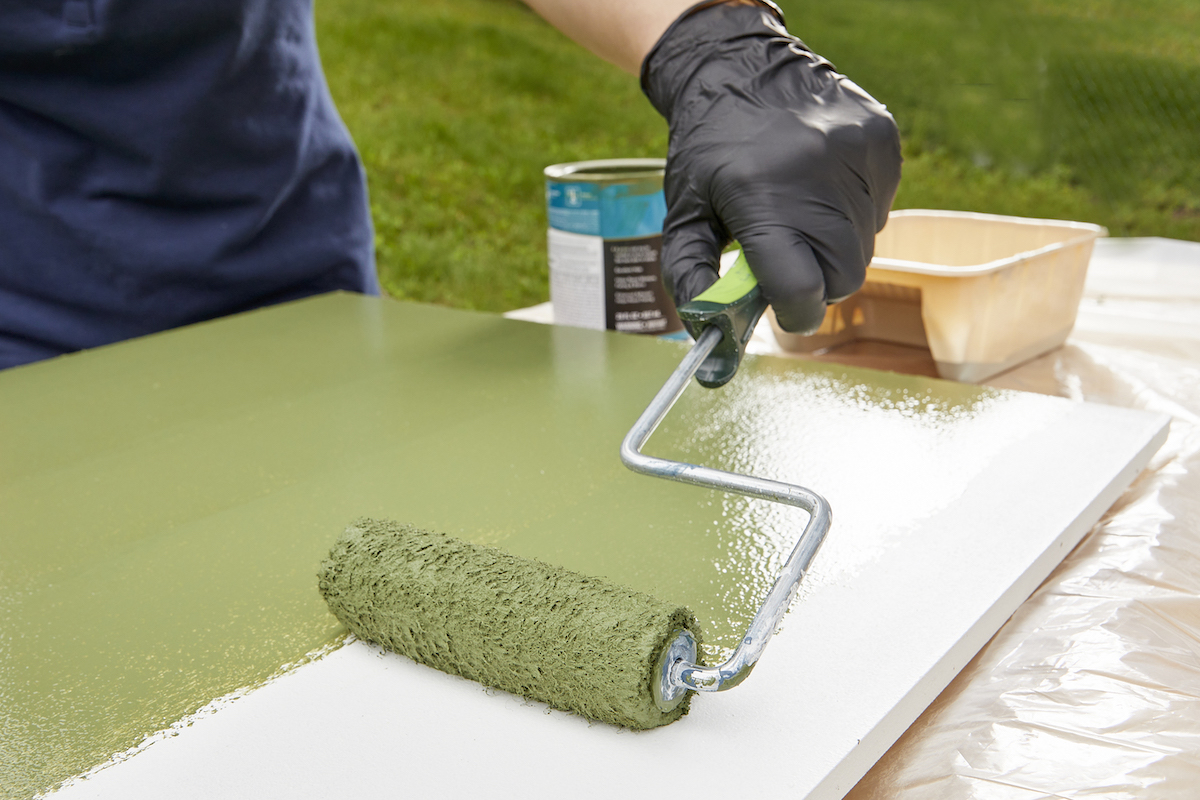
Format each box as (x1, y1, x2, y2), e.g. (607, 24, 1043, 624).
(660, 213, 723, 310)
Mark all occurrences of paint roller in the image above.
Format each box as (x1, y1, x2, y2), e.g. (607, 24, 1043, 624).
(318, 254, 832, 729)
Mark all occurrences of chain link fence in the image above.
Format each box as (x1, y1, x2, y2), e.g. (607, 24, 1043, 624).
(789, 0, 1200, 236)
(1044, 53, 1200, 202)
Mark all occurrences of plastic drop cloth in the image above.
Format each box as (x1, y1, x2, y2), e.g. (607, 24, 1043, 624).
(749, 237, 1200, 799)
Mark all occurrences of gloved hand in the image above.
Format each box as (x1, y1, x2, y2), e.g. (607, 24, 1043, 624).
(641, 0, 902, 334)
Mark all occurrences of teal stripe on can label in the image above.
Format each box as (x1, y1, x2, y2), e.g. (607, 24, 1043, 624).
(546, 182, 600, 235)
(544, 159, 682, 336)
(545, 182, 667, 238)
(599, 184, 667, 239)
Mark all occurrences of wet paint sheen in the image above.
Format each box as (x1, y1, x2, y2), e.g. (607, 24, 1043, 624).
(0, 293, 1074, 797)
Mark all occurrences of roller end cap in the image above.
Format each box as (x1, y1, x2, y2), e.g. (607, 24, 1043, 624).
(653, 628, 698, 713)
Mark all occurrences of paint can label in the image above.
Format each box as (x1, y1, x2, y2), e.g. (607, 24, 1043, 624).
(545, 160, 683, 335)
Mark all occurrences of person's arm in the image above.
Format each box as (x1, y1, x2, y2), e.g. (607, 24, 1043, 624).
(520, 0, 695, 75)
(526, 0, 903, 335)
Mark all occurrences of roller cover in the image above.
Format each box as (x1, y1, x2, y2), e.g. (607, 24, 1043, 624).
(318, 518, 702, 729)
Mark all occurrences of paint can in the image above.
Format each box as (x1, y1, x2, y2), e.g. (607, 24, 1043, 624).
(544, 159, 683, 336)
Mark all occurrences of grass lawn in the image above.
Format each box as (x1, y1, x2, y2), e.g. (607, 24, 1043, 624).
(316, 0, 1199, 313)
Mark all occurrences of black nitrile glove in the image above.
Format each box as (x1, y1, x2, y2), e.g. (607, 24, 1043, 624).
(642, 0, 902, 334)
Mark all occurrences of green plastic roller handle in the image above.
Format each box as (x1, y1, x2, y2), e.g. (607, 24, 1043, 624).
(675, 251, 769, 388)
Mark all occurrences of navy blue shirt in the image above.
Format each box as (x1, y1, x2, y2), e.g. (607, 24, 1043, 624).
(0, 0, 378, 369)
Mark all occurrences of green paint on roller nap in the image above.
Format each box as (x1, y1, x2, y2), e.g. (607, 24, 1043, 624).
(319, 519, 703, 729)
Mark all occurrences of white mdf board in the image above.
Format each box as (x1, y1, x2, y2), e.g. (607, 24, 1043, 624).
(53, 399, 1169, 800)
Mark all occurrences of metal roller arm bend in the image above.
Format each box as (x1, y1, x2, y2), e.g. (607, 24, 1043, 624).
(620, 325, 832, 711)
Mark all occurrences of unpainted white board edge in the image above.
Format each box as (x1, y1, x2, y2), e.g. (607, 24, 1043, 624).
(809, 413, 1170, 800)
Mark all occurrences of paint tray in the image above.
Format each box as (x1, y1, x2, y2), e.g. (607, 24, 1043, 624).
(769, 210, 1107, 382)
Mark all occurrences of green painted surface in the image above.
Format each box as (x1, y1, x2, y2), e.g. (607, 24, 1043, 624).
(0, 293, 1062, 798)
